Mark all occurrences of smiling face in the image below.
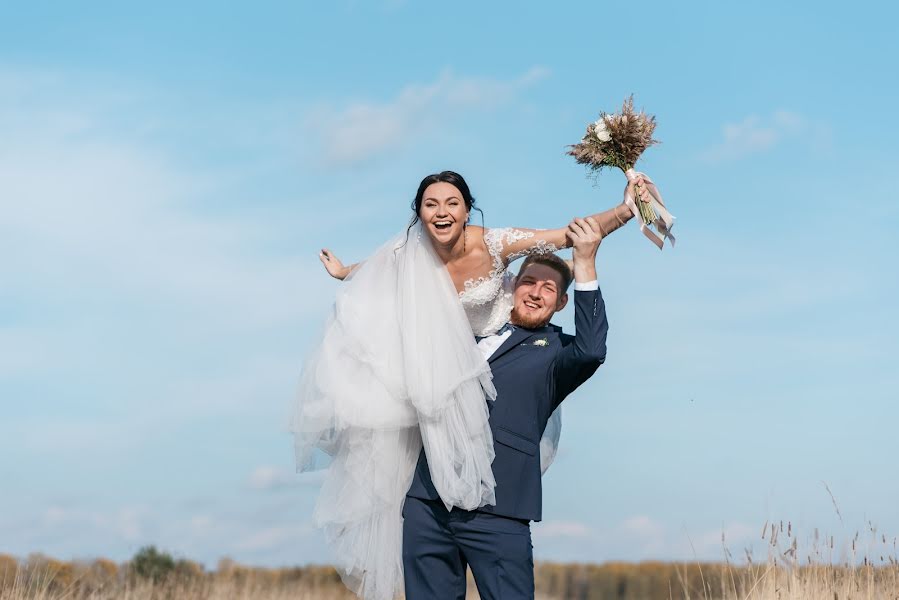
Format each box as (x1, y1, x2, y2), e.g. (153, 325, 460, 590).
(419, 182, 469, 248)
(510, 263, 569, 329)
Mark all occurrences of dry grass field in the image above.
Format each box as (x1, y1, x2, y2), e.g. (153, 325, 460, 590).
(3, 522, 898, 599)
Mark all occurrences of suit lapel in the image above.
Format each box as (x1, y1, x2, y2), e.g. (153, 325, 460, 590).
(488, 326, 552, 364)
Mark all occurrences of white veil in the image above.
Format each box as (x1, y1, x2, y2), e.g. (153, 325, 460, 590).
(291, 223, 497, 600)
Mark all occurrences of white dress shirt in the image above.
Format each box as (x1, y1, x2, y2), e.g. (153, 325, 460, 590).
(476, 280, 598, 360)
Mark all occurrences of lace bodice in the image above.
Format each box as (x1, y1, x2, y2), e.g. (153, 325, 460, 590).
(459, 228, 559, 336)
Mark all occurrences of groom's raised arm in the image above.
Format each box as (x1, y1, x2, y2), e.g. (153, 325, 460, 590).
(552, 217, 609, 405)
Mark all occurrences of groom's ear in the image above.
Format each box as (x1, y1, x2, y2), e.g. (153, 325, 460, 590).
(555, 292, 569, 313)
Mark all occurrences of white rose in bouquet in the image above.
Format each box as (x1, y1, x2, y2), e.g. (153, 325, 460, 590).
(592, 119, 611, 142)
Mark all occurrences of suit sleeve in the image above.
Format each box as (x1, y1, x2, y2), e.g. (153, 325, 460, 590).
(551, 288, 609, 408)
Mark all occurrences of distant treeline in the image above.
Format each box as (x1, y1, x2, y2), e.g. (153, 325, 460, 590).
(0, 548, 354, 599)
(2, 547, 898, 599)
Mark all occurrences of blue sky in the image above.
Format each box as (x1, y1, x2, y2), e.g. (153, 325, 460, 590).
(1, 0, 897, 568)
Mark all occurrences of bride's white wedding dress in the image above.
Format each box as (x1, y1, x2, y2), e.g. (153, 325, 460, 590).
(291, 224, 562, 600)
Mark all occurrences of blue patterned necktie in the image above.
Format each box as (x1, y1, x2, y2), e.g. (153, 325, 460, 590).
(475, 322, 516, 343)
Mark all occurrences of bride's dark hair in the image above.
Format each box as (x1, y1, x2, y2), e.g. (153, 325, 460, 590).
(407, 171, 484, 234)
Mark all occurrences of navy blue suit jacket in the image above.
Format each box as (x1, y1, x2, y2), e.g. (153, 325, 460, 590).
(406, 288, 609, 522)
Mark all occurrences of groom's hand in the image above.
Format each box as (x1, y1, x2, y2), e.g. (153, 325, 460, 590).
(566, 217, 601, 283)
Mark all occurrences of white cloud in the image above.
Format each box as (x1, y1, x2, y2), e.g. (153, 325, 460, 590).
(534, 520, 592, 539)
(234, 524, 315, 553)
(2, 500, 321, 567)
(19, 420, 140, 454)
(621, 515, 665, 538)
(0, 68, 323, 341)
(38, 505, 151, 543)
(0, 139, 308, 331)
(248, 465, 326, 491)
(306, 67, 550, 166)
(0, 69, 325, 421)
(0, 68, 340, 545)
(248, 466, 293, 490)
(650, 521, 757, 560)
(0, 327, 50, 378)
(189, 515, 215, 534)
(695, 522, 757, 554)
(701, 110, 830, 162)
(533, 515, 759, 562)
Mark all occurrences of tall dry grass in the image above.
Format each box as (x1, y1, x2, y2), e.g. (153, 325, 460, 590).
(531, 518, 899, 599)
(0, 552, 355, 600)
(3, 521, 898, 600)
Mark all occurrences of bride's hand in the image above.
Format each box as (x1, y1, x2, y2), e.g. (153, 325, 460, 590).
(627, 175, 650, 203)
(319, 249, 348, 280)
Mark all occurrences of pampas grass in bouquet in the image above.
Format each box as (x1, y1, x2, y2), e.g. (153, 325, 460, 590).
(568, 95, 676, 249)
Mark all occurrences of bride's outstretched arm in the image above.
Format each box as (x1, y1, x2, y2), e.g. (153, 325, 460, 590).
(319, 249, 359, 280)
(500, 177, 648, 263)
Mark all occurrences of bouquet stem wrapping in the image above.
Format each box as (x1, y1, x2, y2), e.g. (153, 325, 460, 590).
(623, 168, 676, 250)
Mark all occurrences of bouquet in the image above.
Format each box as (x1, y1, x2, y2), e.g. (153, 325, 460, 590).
(568, 96, 675, 249)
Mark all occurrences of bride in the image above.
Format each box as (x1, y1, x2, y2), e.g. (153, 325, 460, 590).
(292, 170, 646, 599)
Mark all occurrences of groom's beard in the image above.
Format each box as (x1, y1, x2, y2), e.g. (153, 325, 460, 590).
(510, 306, 551, 330)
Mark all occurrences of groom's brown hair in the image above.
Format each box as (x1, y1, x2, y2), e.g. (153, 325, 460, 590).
(517, 254, 573, 292)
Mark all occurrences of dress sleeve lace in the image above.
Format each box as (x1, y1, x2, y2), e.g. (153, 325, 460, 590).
(484, 227, 562, 266)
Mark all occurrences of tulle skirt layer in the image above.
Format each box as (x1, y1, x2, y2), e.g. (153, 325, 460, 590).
(291, 224, 497, 599)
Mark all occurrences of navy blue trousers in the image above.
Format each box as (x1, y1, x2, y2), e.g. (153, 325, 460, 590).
(402, 496, 534, 599)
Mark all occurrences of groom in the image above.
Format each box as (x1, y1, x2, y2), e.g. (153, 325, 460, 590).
(403, 217, 609, 599)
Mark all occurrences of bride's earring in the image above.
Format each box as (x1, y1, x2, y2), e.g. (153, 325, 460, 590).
(463, 222, 467, 252)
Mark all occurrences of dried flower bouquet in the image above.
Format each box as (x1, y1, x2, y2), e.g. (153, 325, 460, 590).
(568, 96, 675, 249)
